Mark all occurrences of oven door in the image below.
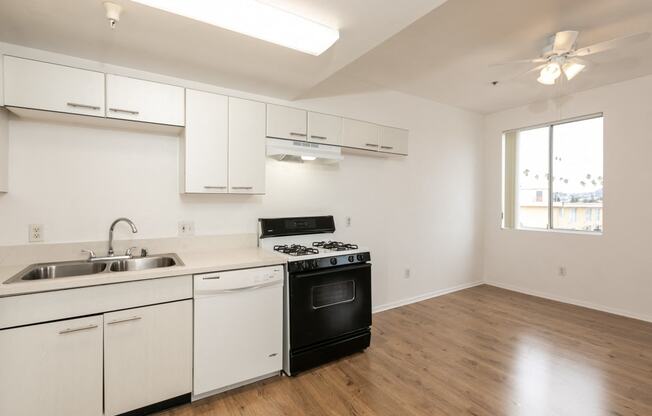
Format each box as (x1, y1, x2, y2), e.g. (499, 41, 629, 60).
(290, 263, 371, 350)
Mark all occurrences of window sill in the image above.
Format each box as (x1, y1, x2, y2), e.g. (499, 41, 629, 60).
(501, 226, 603, 236)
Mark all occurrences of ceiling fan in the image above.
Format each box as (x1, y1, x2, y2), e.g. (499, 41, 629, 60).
(494, 30, 651, 85)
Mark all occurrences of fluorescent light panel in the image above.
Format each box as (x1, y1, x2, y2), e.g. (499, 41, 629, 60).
(130, 0, 339, 55)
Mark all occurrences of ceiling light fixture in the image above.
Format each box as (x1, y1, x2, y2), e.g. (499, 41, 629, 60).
(537, 62, 561, 85)
(300, 155, 317, 161)
(129, 0, 339, 56)
(562, 62, 586, 80)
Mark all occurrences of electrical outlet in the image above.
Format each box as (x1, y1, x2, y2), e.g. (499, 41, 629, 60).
(29, 224, 44, 243)
(345, 216, 352, 227)
(404, 268, 411, 279)
(178, 221, 194, 236)
(558, 266, 567, 277)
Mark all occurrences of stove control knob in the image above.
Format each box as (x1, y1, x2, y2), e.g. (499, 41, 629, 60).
(330, 257, 338, 266)
(356, 254, 364, 261)
(348, 255, 355, 263)
(312, 260, 320, 269)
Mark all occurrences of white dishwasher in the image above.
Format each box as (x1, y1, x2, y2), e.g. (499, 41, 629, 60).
(193, 265, 284, 399)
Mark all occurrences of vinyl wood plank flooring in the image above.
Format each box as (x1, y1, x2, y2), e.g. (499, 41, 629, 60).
(158, 285, 652, 416)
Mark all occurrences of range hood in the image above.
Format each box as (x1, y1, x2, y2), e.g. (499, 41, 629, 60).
(266, 138, 343, 163)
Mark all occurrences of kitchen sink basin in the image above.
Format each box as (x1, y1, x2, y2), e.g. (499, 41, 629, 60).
(109, 255, 180, 272)
(4, 254, 184, 284)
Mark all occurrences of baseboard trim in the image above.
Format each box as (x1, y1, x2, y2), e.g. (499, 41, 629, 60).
(372, 281, 483, 314)
(485, 281, 652, 323)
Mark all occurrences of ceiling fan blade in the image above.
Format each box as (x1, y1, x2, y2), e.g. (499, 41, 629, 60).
(553, 30, 579, 53)
(490, 58, 547, 67)
(572, 32, 650, 57)
(496, 63, 547, 84)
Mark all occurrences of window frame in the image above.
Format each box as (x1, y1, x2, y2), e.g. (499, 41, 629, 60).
(501, 113, 604, 234)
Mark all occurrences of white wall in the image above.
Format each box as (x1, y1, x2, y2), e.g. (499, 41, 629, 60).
(0, 43, 485, 310)
(483, 74, 652, 322)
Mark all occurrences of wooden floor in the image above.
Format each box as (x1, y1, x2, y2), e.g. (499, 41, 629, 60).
(158, 285, 652, 416)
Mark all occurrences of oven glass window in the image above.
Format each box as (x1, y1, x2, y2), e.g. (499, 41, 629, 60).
(312, 280, 356, 309)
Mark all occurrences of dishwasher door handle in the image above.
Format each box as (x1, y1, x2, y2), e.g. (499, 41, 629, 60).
(195, 280, 282, 296)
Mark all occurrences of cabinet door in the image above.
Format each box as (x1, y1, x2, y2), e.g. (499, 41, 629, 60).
(0, 315, 103, 416)
(379, 126, 409, 155)
(266, 104, 307, 140)
(342, 118, 380, 151)
(106, 74, 185, 126)
(3, 56, 105, 117)
(183, 89, 228, 193)
(229, 97, 266, 194)
(104, 300, 192, 416)
(308, 112, 342, 146)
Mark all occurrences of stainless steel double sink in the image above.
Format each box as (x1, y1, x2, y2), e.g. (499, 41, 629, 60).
(4, 254, 184, 284)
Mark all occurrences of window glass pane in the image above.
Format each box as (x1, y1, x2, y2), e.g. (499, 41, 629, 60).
(516, 127, 549, 229)
(552, 117, 603, 232)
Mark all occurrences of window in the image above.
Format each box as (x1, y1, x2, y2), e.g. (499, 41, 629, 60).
(502, 115, 603, 233)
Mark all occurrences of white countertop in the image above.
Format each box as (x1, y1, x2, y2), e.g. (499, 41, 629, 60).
(0, 247, 286, 298)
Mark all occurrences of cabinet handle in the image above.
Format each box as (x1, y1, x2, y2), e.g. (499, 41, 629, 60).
(204, 186, 227, 189)
(202, 275, 221, 280)
(311, 135, 327, 140)
(365, 143, 379, 147)
(59, 323, 99, 334)
(109, 108, 140, 115)
(231, 186, 253, 190)
(380, 146, 394, 150)
(289, 132, 307, 137)
(107, 316, 142, 325)
(67, 102, 101, 111)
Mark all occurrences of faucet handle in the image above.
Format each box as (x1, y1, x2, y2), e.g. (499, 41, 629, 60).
(81, 249, 96, 260)
(125, 246, 138, 257)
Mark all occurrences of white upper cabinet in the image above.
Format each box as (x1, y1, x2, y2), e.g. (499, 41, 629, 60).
(308, 112, 342, 146)
(104, 300, 192, 416)
(0, 108, 7, 193)
(266, 104, 307, 140)
(0, 315, 104, 416)
(229, 97, 266, 194)
(379, 126, 409, 155)
(183, 89, 228, 193)
(3, 56, 105, 117)
(342, 118, 380, 151)
(106, 74, 184, 126)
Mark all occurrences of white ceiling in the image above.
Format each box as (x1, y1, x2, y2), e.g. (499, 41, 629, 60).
(313, 0, 652, 113)
(0, 0, 447, 100)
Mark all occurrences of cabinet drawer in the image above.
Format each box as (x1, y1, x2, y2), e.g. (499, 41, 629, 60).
(342, 118, 380, 151)
(0, 275, 192, 329)
(266, 104, 307, 140)
(3, 56, 105, 117)
(106, 74, 185, 126)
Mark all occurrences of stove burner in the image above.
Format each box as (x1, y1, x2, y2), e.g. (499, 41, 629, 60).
(312, 241, 359, 251)
(274, 244, 319, 256)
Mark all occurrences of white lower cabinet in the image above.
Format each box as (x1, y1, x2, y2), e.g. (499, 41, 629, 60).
(0, 315, 104, 416)
(104, 300, 192, 416)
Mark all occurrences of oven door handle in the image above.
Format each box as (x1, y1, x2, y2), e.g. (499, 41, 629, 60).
(292, 262, 370, 279)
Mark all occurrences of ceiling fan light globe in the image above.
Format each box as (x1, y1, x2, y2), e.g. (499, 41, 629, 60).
(562, 62, 586, 80)
(537, 63, 561, 85)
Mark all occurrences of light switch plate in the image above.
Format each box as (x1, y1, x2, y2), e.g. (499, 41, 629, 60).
(178, 221, 194, 236)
